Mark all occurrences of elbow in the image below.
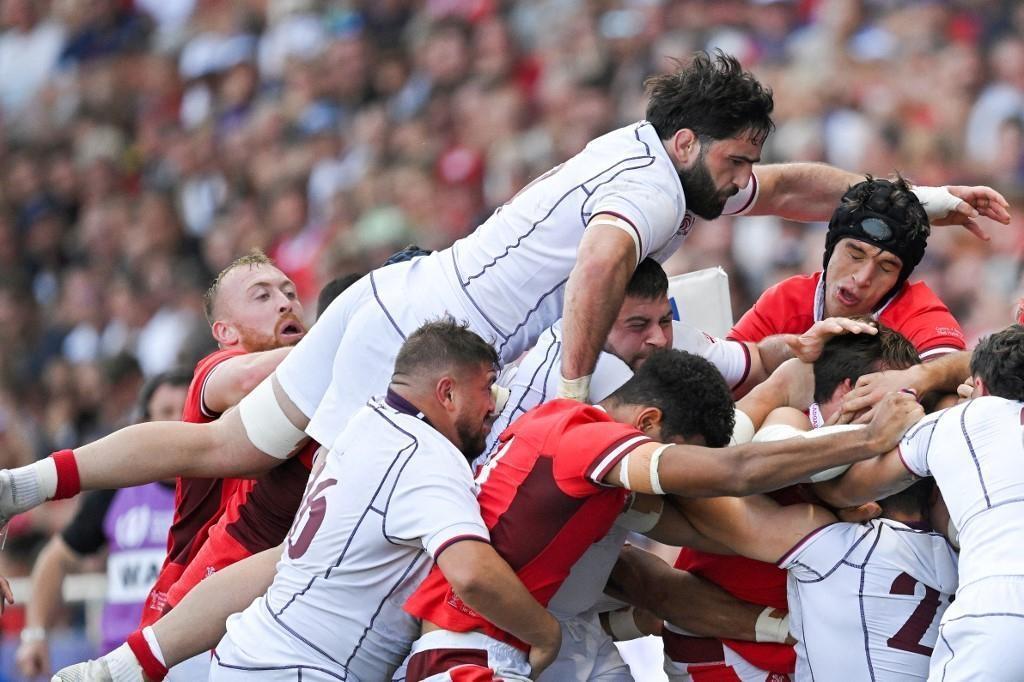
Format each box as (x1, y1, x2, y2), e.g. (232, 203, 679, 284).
(447, 570, 491, 610)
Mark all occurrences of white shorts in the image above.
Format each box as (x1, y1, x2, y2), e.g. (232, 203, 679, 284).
(405, 630, 530, 682)
(276, 257, 497, 450)
(210, 633, 350, 682)
(538, 612, 632, 682)
(164, 651, 210, 682)
(930, 576, 1024, 682)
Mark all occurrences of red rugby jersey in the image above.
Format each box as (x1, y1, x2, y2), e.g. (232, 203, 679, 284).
(729, 273, 965, 360)
(140, 347, 250, 626)
(404, 400, 651, 650)
(165, 441, 319, 608)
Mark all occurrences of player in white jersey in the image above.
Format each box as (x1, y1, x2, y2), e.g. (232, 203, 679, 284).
(815, 324, 1024, 681)
(680, 465, 957, 682)
(2, 53, 1003, 538)
(55, 320, 561, 682)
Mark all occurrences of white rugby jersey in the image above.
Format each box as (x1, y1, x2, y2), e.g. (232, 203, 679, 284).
(899, 396, 1024, 592)
(480, 318, 750, 459)
(437, 121, 757, 365)
(215, 392, 488, 681)
(780, 519, 958, 681)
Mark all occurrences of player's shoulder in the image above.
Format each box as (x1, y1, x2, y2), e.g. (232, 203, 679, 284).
(889, 279, 950, 312)
(194, 347, 249, 378)
(509, 400, 613, 444)
(763, 273, 820, 302)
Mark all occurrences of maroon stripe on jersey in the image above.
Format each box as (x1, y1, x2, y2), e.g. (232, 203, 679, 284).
(585, 433, 652, 485)
(733, 172, 758, 215)
(663, 630, 726, 664)
(731, 340, 752, 390)
(595, 211, 643, 258)
(490, 457, 587, 571)
(434, 534, 490, 560)
(776, 522, 836, 567)
(407, 647, 489, 681)
(166, 477, 226, 566)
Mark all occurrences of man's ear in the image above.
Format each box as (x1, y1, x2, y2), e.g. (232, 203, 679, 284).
(635, 406, 663, 437)
(671, 128, 700, 166)
(436, 376, 456, 411)
(211, 320, 237, 347)
(972, 376, 989, 397)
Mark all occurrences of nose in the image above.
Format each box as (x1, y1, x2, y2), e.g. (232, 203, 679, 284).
(647, 323, 670, 349)
(276, 290, 294, 313)
(735, 164, 753, 191)
(850, 262, 874, 289)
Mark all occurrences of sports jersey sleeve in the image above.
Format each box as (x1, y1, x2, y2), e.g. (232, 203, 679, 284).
(729, 289, 785, 343)
(588, 179, 682, 266)
(184, 348, 248, 422)
(61, 489, 117, 556)
(552, 418, 652, 496)
(896, 530, 959, 595)
(778, 522, 848, 577)
(673, 322, 750, 389)
(388, 440, 489, 560)
(897, 413, 942, 478)
(898, 307, 966, 360)
(721, 172, 759, 216)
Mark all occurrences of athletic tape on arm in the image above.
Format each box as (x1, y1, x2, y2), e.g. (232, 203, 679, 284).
(590, 215, 641, 266)
(238, 376, 307, 459)
(911, 186, 962, 220)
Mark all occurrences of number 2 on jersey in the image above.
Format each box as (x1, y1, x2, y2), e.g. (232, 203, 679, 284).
(886, 572, 943, 656)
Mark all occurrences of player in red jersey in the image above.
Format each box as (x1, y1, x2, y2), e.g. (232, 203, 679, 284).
(140, 251, 307, 632)
(662, 325, 922, 681)
(401, 349, 923, 680)
(731, 176, 994, 424)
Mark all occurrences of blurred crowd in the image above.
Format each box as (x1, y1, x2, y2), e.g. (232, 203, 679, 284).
(0, 0, 1022, 651)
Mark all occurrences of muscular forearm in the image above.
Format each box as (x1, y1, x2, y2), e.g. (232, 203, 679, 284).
(751, 163, 863, 221)
(913, 351, 971, 394)
(205, 348, 292, 415)
(25, 538, 77, 629)
(153, 545, 282, 666)
(755, 336, 795, 376)
(813, 451, 917, 509)
(607, 546, 761, 640)
(76, 413, 281, 491)
(561, 225, 635, 381)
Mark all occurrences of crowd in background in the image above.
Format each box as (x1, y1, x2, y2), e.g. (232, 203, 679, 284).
(0, 0, 1021, 672)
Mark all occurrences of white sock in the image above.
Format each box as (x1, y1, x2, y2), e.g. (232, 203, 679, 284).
(142, 626, 167, 666)
(3, 459, 54, 513)
(103, 642, 145, 681)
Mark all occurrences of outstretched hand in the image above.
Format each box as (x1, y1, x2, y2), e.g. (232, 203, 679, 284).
(932, 185, 1011, 241)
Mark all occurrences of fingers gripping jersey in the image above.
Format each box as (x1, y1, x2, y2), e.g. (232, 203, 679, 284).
(780, 519, 957, 681)
(899, 397, 1024, 590)
(405, 401, 652, 650)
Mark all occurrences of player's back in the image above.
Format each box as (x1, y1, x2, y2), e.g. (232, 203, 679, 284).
(781, 519, 958, 681)
(900, 396, 1024, 591)
(221, 396, 482, 681)
(444, 122, 686, 362)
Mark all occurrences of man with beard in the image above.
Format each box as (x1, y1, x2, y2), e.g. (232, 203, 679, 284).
(138, 251, 310, 637)
(0, 52, 1003, 541)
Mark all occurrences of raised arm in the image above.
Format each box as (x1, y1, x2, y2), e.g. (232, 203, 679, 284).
(203, 347, 292, 415)
(840, 351, 971, 423)
(559, 220, 636, 400)
(605, 392, 922, 498)
(435, 539, 562, 677)
(751, 165, 1010, 238)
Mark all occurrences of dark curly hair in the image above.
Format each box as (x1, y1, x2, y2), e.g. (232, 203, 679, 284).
(644, 51, 774, 145)
(606, 349, 734, 447)
(823, 175, 930, 306)
(970, 324, 1024, 401)
(626, 258, 669, 301)
(813, 319, 919, 405)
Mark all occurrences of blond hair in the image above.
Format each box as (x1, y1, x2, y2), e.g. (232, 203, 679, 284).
(203, 249, 275, 324)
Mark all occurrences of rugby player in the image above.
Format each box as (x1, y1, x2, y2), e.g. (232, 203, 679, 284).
(814, 324, 1024, 681)
(0, 53, 1004, 540)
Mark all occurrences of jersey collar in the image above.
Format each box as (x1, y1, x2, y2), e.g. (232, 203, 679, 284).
(385, 388, 433, 427)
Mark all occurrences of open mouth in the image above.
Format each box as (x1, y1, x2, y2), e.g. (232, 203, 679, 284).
(836, 287, 860, 308)
(279, 321, 304, 338)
